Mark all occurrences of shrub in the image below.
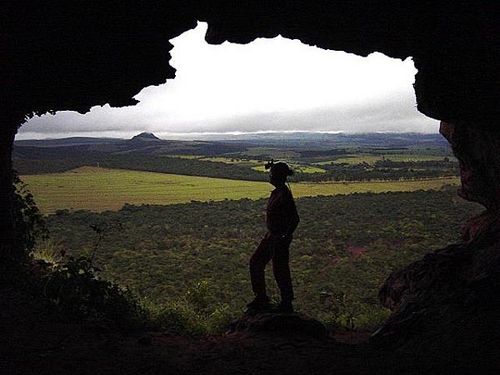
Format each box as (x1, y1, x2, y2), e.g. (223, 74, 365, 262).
(13, 173, 48, 259)
(149, 301, 205, 336)
(32, 239, 64, 265)
(148, 281, 237, 336)
(42, 254, 147, 330)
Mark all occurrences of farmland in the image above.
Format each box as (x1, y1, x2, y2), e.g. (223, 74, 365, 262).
(21, 166, 460, 213)
(313, 153, 453, 165)
(16, 132, 471, 333)
(13, 132, 459, 183)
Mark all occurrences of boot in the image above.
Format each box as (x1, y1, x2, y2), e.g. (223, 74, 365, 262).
(246, 296, 271, 312)
(276, 300, 294, 314)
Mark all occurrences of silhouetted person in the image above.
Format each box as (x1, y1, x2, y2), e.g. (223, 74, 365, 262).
(247, 161, 300, 313)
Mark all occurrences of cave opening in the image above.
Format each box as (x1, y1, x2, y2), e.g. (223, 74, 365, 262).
(12, 22, 482, 340)
(19, 22, 437, 140)
(3, 2, 500, 372)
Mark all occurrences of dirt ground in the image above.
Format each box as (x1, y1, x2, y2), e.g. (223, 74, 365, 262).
(1, 285, 415, 375)
(1, 285, 484, 375)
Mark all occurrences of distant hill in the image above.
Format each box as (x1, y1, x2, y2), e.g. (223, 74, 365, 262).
(14, 137, 122, 148)
(130, 132, 161, 141)
(14, 132, 162, 148)
(211, 132, 449, 149)
(13, 132, 249, 161)
(13, 132, 451, 167)
(15, 132, 448, 150)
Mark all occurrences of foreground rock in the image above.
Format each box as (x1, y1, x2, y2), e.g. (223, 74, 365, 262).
(373, 213, 500, 371)
(227, 312, 330, 340)
(368, 122, 500, 372)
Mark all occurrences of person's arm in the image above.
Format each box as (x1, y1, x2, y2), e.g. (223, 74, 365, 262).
(285, 198, 300, 237)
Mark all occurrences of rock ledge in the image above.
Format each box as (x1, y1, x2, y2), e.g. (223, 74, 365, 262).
(227, 312, 329, 340)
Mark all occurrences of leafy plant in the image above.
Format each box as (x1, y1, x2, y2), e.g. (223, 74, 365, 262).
(148, 280, 235, 336)
(32, 238, 65, 265)
(13, 172, 48, 258)
(320, 291, 357, 330)
(42, 254, 146, 329)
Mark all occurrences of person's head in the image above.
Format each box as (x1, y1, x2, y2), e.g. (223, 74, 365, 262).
(267, 161, 293, 186)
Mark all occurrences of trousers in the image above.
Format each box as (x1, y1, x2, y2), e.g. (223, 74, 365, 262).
(249, 235, 294, 302)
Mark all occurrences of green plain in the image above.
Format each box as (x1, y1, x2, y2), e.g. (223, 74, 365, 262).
(22, 166, 460, 213)
(314, 154, 454, 165)
(252, 164, 326, 174)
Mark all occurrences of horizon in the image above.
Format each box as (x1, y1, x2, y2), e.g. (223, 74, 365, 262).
(15, 129, 443, 142)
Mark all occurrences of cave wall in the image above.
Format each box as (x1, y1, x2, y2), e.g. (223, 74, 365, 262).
(199, 1, 499, 124)
(440, 122, 500, 213)
(0, 119, 17, 265)
(4, 1, 498, 125)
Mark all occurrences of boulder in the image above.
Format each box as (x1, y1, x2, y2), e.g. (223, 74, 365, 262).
(227, 312, 329, 340)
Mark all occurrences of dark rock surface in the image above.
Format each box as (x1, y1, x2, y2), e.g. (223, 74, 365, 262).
(440, 122, 500, 211)
(0, 285, 410, 375)
(372, 120, 500, 363)
(227, 312, 329, 340)
(373, 210, 500, 370)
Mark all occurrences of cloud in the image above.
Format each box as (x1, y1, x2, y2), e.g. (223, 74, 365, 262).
(18, 22, 437, 140)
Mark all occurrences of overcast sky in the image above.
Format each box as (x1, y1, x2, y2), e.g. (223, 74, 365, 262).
(18, 22, 438, 140)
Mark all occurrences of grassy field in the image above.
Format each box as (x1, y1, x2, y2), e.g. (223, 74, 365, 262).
(189, 156, 328, 173)
(21, 166, 460, 213)
(314, 154, 453, 165)
(199, 157, 261, 164)
(161, 155, 202, 160)
(242, 147, 302, 159)
(252, 164, 326, 174)
(162, 156, 261, 165)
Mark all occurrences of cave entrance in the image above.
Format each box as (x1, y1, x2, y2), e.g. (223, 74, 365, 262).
(19, 22, 436, 139)
(14, 22, 478, 336)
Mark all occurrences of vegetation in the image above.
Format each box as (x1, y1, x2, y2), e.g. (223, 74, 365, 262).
(21, 166, 459, 213)
(13, 173, 48, 259)
(12, 134, 471, 335)
(42, 189, 482, 333)
(15, 151, 459, 182)
(252, 164, 326, 174)
(40, 253, 147, 329)
(11, 176, 147, 331)
(318, 153, 454, 165)
(13, 132, 458, 183)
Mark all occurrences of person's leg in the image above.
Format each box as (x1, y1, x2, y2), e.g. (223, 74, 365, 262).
(249, 237, 273, 300)
(272, 238, 294, 306)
